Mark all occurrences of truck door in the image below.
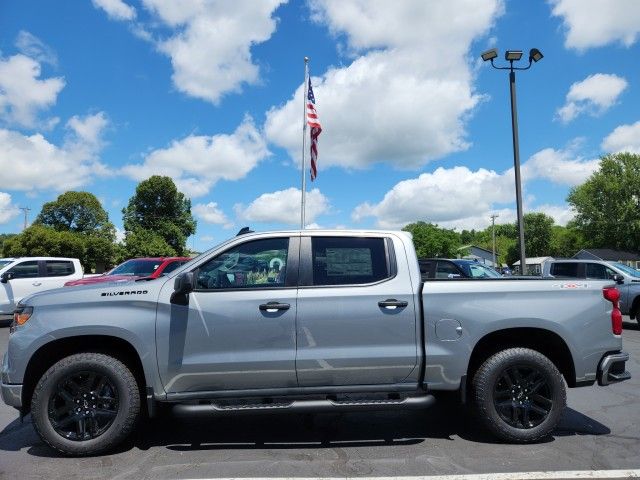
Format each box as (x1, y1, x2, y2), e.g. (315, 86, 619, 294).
(295, 235, 418, 387)
(156, 236, 299, 393)
(0, 260, 41, 313)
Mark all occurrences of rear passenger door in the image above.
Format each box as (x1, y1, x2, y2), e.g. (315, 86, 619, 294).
(295, 235, 418, 387)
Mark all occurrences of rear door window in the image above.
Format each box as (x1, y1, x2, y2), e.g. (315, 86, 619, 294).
(550, 263, 580, 277)
(435, 261, 462, 279)
(311, 237, 389, 286)
(45, 260, 75, 277)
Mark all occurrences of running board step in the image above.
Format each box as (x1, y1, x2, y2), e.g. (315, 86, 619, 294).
(172, 395, 435, 416)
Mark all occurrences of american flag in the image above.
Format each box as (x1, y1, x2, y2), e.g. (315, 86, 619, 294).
(306, 77, 322, 181)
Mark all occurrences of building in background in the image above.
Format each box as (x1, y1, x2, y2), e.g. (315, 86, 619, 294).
(573, 249, 640, 270)
(457, 245, 500, 268)
(512, 256, 554, 276)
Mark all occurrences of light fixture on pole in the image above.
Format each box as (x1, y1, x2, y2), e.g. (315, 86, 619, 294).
(480, 47, 543, 275)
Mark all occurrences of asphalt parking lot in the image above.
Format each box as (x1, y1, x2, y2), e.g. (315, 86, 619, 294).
(0, 321, 639, 480)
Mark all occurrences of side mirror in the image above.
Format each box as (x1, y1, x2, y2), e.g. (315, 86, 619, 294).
(613, 274, 625, 285)
(174, 272, 195, 294)
(0, 272, 14, 284)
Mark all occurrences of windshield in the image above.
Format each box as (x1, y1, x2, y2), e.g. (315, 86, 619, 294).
(0, 260, 13, 270)
(455, 261, 502, 278)
(609, 262, 640, 278)
(109, 259, 163, 277)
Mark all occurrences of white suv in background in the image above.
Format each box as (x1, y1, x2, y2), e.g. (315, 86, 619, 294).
(0, 257, 83, 315)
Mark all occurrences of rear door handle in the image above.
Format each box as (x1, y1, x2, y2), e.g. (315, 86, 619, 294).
(259, 302, 290, 312)
(32, 282, 42, 286)
(378, 299, 408, 309)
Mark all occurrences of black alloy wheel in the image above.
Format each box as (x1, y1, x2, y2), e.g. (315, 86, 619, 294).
(492, 364, 552, 429)
(48, 371, 119, 441)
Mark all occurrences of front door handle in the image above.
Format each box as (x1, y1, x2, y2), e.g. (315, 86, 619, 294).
(259, 302, 290, 313)
(378, 299, 408, 309)
(32, 282, 42, 286)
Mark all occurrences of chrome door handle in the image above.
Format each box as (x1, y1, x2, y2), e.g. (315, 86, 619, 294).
(32, 282, 42, 286)
(378, 299, 408, 309)
(259, 302, 290, 313)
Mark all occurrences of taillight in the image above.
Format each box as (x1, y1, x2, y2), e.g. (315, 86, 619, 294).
(603, 287, 622, 335)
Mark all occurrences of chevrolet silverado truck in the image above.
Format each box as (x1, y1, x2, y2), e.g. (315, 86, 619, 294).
(0, 229, 631, 456)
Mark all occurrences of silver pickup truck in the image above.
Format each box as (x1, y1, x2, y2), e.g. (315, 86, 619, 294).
(0, 229, 631, 456)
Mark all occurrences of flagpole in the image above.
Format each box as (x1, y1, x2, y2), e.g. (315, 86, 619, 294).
(301, 57, 309, 230)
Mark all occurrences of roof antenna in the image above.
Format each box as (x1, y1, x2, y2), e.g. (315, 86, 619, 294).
(236, 227, 254, 236)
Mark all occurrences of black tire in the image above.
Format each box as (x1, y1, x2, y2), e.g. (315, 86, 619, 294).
(471, 347, 566, 443)
(31, 352, 140, 456)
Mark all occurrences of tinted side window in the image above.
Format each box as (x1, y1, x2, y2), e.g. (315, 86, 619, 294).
(8, 260, 39, 278)
(550, 263, 580, 277)
(586, 263, 608, 279)
(162, 261, 185, 275)
(418, 261, 433, 276)
(45, 260, 75, 277)
(311, 237, 389, 286)
(196, 238, 289, 290)
(436, 261, 461, 279)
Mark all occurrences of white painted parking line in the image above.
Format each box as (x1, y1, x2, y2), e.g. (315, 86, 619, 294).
(184, 472, 640, 480)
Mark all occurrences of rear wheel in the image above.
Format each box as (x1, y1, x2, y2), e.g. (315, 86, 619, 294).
(31, 352, 140, 456)
(471, 347, 566, 443)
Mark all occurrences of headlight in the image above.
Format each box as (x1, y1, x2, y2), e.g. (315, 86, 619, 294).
(13, 306, 33, 326)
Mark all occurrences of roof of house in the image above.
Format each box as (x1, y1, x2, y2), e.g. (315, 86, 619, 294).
(458, 245, 499, 256)
(574, 249, 640, 261)
(512, 256, 554, 266)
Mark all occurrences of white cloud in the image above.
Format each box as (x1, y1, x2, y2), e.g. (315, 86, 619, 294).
(121, 115, 269, 198)
(193, 202, 233, 228)
(556, 74, 628, 123)
(601, 121, 640, 154)
(352, 166, 513, 229)
(521, 147, 599, 186)
(0, 192, 20, 224)
(0, 54, 65, 128)
(133, 0, 286, 104)
(532, 204, 575, 226)
(0, 112, 110, 192)
(114, 227, 126, 244)
(265, 0, 502, 170)
(353, 146, 596, 229)
(15, 31, 58, 66)
(92, 0, 136, 20)
(551, 0, 640, 50)
(235, 187, 329, 225)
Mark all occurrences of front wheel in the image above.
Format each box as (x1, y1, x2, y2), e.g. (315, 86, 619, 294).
(31, 352, 140, 456)
(471, 347, 566, 443)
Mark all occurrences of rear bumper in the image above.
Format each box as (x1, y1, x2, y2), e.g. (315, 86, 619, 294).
(0, 381, 22, 407)
(597, 351, 631, 386)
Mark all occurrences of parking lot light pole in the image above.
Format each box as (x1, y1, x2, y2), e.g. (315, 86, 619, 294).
(480, 48, 543, 275)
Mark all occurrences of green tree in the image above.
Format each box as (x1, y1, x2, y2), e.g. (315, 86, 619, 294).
(3, 225, 85, 260)
(549, 224, 585, 258)
(402, 221, 461, 258)
(35, 191, 115, 241)
(123, 176, 196, 256)
(506, 213, 555, 265)
(568, 152, 640, 251)
(0, 233, 17, 254)
(122, 228, 176, 259)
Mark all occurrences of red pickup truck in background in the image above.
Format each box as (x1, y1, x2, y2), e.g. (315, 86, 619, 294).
(64, 257, 190, 286)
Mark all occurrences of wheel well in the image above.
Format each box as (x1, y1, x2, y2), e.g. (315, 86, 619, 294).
(466, 328, 576, 390)
(21, 335, 146, 413)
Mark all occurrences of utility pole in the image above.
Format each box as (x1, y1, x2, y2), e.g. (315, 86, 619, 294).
(19, 207, 31, 231)
(490, 214, 499, 268)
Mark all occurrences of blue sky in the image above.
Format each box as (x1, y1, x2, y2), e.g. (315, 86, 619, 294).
(1, 0, 639, 251)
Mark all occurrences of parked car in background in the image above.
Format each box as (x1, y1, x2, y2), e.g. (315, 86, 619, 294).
(0, 257, 83, 314)
(543, 259, 640, 324)
(419, 258, 502, 279)
(63, 257, 190, 287)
